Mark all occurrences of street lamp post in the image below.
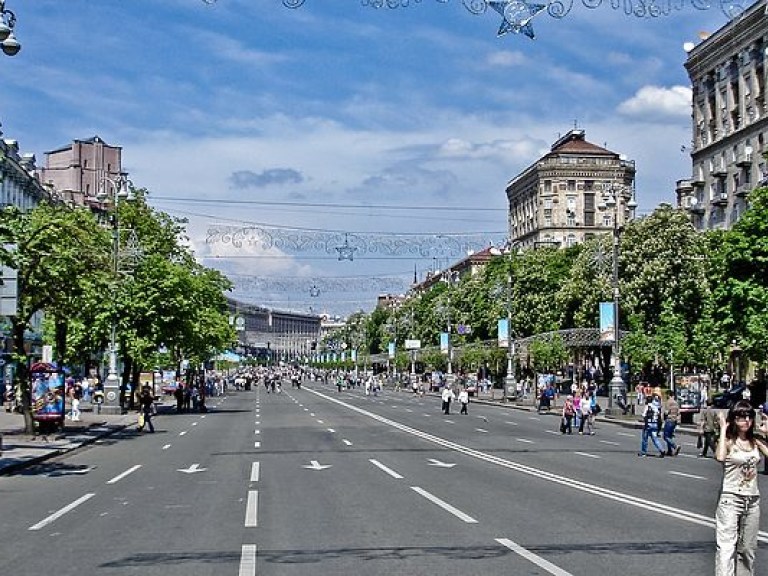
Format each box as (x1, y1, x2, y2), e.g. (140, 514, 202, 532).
(98, 172, 135, 413)
(0, 1, 21, 57)
(601, 181, 637, 410)
(504, 241, 521, 401)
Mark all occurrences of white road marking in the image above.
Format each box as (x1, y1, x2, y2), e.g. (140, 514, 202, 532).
(327, 428, 336, 433)
(255, 430, 260, 435)
(310, 413, 315, 417)
(304, 388, 768, 542)
(411, 487, 477, 523)
(342, 439, 353, 446)
(529, 416, 541, 420)
(496, 538, 573, 576)
(369, 459, 403, 479)
(200, 415, 206, 419)
(574, 452, 601, 459)
(444, 419, 455, 424)
(250, 462, 260, 483)
(162, 444, 171, 450)
(244, 490, 259, 527)
(107, 465, 142, 485)
(254, 442, 261, 448)
(192, 422, 198, 426)
(516, 438, 534, 444)
(669, 470, 707, 480)
(599, 440, 620, 446)
(475, 428, 489, 433)
(422, 414, 431, 418)
(505, 421, 518, 426)
(616, 432, 635, 437)
(317, 420, 324, 424)
(179, 431, 187, 436)
(239, 544, 257, 576)
(28, 493, 96, 531)
(545, 430, 560, 435)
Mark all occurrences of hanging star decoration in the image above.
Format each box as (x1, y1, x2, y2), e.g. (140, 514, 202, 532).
(335, 234, 358, 261)
(489, 0, 549, 39)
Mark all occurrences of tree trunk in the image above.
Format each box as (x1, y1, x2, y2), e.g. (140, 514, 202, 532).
(13, 321, 34, 434)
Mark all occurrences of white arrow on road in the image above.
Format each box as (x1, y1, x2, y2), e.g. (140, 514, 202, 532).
(303, 460, 332, 471)
(427, 458, 456, 468)
(177, 463, 208, 474)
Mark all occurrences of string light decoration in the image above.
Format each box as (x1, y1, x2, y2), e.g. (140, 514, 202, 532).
(202, 0, 748, 39)
(207, 224, 504, 259)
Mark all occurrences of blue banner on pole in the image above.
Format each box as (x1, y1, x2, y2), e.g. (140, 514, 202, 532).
(498, 318, 509, 348)
(440, 332, 449, 354)
(599, 301, 615, 342)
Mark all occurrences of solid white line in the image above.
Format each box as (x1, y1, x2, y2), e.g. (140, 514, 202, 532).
(250, 462, 260, 483)
(107, 465, 142, 485)
(669, 470, 707, 480)
(574, 452, 601, 459)
(162, 444, 171, 450)
(28, 493, 96, 531)
(496, 538, 573, 576)
(244, 490, 259, 527)
(342, 439, 353, 446)
(369, 459, 404, 479)
(411, 486, 477, 523)
(239, 544, 257, 576)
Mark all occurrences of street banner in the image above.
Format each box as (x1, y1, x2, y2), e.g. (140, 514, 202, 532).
(341, 351, 346, 362)
(498, 318, 509, 348)
(440, 332, 449, 354)
(388, 342, 395, 359)
(599, 301, 615, 342)
(351, 350, 357, 362)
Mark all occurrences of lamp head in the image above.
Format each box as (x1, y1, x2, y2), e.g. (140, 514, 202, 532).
(1, 31, 20, 56)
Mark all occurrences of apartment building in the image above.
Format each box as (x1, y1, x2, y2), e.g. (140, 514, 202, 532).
(677, 0, 768, 230)
(506, 129, 637, 247)
(39, 136, 123, 208)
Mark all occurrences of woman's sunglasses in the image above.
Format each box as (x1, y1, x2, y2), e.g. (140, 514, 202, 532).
(733, 411, 755, 420)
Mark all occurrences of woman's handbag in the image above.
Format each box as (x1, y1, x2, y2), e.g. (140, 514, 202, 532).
(138, 412, 145, 428)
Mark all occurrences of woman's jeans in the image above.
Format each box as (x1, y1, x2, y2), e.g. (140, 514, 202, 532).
(640, 423, 664, 454)
(715, 493, 760, 576)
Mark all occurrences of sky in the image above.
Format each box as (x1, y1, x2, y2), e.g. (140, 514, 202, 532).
(0, 0, 738, 318)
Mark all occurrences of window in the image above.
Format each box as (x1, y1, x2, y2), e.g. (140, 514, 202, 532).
(543, 180, 551, 192)
(584, 193, 595, 210)
(566, 234, 577, 247)
(603, 214, 612, 227)
(584, 180, 594, 191)
(566, 212, 576, 227)
(543, 198, 552, 210)
(567, 180, 576, 192)
(566, 196, 576, 210)
(544, 215, 552, 227)
(584, 212, 595, 227)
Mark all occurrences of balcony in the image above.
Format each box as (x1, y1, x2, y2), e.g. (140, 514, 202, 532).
(711, 165, 728, 178)
(711, 192, 729, 206)
(735, 184, 751, 198)
(735, 154, 753, 168)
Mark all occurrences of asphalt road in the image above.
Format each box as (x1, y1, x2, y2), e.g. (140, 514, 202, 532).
(1, 381, 766, 575)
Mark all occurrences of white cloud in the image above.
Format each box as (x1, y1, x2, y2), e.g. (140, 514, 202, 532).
(617, 85, 692, 121)
(485, 50, 526, 67)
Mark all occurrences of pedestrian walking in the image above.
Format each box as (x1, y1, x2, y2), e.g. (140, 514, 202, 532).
(663, 394, 681, 456)
(458, 388, 469, 415)
(578, 391, 594, 435)
(638, 395, 665, 457)
(561, 395, 575, 434)
(441, 386, 455, 415)
(174, 383, 184, 413)
(714, 400, 768, 576)
(698, 398, 718, 458)
(138, 386, 155, 433)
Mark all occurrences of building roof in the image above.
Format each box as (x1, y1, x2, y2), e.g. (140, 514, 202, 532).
(546, 129, 617, 158)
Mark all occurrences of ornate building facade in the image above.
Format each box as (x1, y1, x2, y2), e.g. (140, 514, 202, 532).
(677, 0, 768, 230)
(506, 129, 637, 247)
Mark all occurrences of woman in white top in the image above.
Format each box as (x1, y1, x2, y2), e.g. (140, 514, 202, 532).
(715, 400, 768, 576)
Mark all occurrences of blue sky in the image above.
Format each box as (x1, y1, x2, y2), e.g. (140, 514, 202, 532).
(0, 0, 735, 316)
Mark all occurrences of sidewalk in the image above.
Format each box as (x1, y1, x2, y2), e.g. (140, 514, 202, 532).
(0, 406, 138, 476)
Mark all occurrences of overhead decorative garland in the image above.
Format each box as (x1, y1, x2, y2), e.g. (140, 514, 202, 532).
(207, 225, 504, 261)
(202, 0, 746, 39)
(227, 274, 408, 294)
